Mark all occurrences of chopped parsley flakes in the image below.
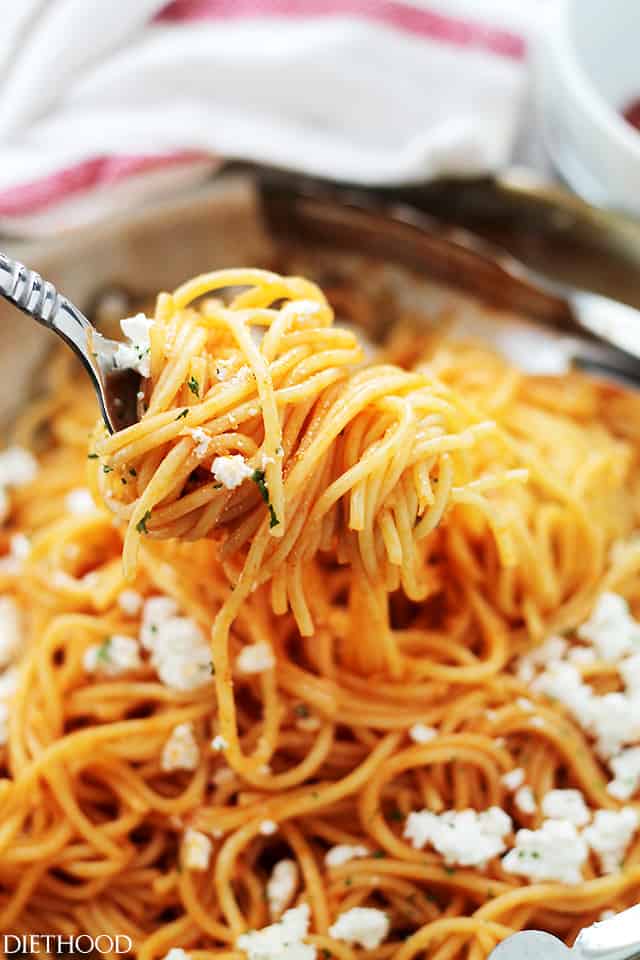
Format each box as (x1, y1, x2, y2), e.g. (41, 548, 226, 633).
(187, 376, 200, 397)
(251, 468, 280, 528)
(136, 510, 152, 534)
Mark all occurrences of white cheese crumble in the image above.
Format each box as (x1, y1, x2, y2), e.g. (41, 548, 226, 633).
(0, 597, 22, 669)
(0, 447, 38, 489)
(501, 768, 525, 791)
(117, 589, 143, 616)
(267, 859, 299, 919)
(183, 827, 212, 871)
(502, 819, 588, 884)
(161, 722, 200, 772)
(0, 533, 30, 574)
(189, 428, 211, 459)
(140, 596, 212, 691)
(211, 454, 253, 490)
(236, 903, 314, 960)
(236, 642, 275, 675)
(325, 844, 371, 868)
(583, 808, 639, 874)
(115, 313, 155, 378)
(409, 723, 436, 744)
(514, 786, 537, 815)
(259, 819, 278, 836)
(162, 950, 190, 960)
(541, 789, 591, 826)
(607, 746, 640, 800)
(0, 665, 18, 745)
(211, 735, 228, 752)
(517, 636, 568, 684)
(64, 487, 96, 516)
(578, 592, 640, 662)
(83, 634, 141, 676)
(328, 908, 390, 950)
(404, 807, 512, 867)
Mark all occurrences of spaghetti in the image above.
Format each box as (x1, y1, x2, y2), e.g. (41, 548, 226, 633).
(0, 268, 639, 959)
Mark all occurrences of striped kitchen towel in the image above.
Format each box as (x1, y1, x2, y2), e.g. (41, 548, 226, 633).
(0, 0, 541, 235)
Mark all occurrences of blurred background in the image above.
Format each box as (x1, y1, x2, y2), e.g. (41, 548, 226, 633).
(0, 0, 637, 238)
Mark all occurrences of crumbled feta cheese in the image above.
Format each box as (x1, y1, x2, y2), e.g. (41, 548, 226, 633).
(214, 358, 234, 381)
(578, 593, 640, 662)
(329, 908, 390, 950)
(65, 487, 96, 516)
(162, 722, 200, 772)
(140, 596, 211, 690)
(0, 665, 18, 744)
(0, 597, 21, 669)
(404, 807, 512, 867)
(162, 950, 190, 960)
(567, 646, 597, 665)
(0, 533, 31, 574)
(211, 454, 253, 490)
(514, 786, 537, 815)
(236, 903, 314, 960)
(259, 819, 278, 836)
(189, 428, 211, 459)
(211, 735, 228, 752)
(0, 447, 38, 489)
(533, 661, 637, 759)
(236, 642, 275, 675)
(117, 589, 143, 616)
(607, 746, 640, 800)
(115, 313, 155, 378)
(620, 653, 640, 692)
(83, 634, 141, 676)
(502, 768, 525, 791)
(325, 844, 371, 868)
(409, 723, 436, 744)
(599, 910, 616, 921)
(140, 596, 178, 650)
(260, 452, 275, 469)
(518, 636, 568, 683)
(541, 789, 591, 826)
(213, 766, 235, 785)
(502, 819, 588, 884)
(183, 827, 212, 870)
(267, 859, 299, 918)
(583, 808, 639, 874)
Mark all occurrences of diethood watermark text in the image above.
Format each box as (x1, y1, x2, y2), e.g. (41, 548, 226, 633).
(3, 934, 133, 954)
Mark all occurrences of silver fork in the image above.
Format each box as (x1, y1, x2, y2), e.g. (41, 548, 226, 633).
(489, 901, 640, 960)
(0, 251, 140, 433)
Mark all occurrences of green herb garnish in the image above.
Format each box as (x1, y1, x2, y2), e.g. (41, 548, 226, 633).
(175, 408, 189, 421)
(187, 376, 200, 397)
(88, 453, 99, 460)
(294, 703, 310, 718)
(252, 468, 280, 528)
(96, 638, 112, 662)
(136, 510, 152, 534)
(129, 467, 137, 477)
(102, 464, 114, 474)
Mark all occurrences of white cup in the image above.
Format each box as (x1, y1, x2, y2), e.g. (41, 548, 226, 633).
(534, 0, 640, 214)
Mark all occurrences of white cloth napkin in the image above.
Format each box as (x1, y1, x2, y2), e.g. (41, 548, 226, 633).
(0, 0, 543, 236)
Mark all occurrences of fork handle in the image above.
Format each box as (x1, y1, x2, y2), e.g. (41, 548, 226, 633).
(0, 250, 93, 351)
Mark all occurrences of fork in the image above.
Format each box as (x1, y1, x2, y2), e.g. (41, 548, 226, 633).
(489, 901, 640, 960)
(0, 251, 140, 433)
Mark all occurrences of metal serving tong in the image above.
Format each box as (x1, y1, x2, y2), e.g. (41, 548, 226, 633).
(255, 165, 640, 383)
(489, 902, 640, 960)
(2, 166, 640, 437)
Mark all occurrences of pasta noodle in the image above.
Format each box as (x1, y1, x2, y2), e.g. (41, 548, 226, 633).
(0, 267, 639, 960)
